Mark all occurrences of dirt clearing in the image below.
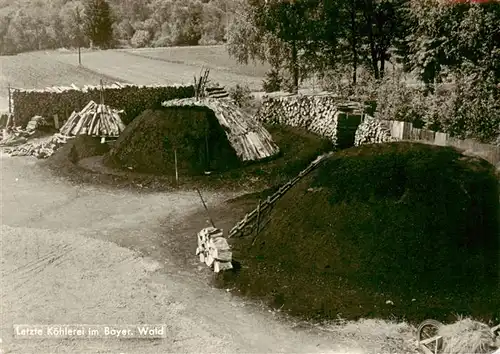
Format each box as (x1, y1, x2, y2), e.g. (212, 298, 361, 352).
(0, 153, 418, 353)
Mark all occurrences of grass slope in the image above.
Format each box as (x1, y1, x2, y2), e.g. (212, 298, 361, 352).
(51, 49, 265, 89)
(44, 124, 333, 192)
(218, 142, 500, 324)
(120, 46, 270, 78)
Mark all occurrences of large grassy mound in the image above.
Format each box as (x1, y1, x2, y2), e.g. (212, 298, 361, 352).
(219, 142, 499, 323)
(104, 106, 241, 175)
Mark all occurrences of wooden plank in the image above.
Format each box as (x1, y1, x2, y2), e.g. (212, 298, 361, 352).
(211, 249, 232, 262)
(214, 261, 233, 273)
(419, 335, 442, 345)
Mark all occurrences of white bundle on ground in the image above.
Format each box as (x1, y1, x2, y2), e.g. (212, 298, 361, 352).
(26, 115, 50, 132)
(5, 133, 74, 159)
(196, 227, 232, 273)
(438, 318, 498, 354)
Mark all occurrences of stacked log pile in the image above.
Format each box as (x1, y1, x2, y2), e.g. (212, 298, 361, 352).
(196, 227, 233, 273)
(255, 94, 364, 147)
(12, 83, 194, 128)
(0, 128, 28, 147)
(4, 133, 73, 159)
(162, 97, 280, 162)
(205, 87, 229, 99)
(59, 101, 126, 137)
(26, 115, 51, 132)
(0, 114, 49, 146)
(354, 116, 395, 146)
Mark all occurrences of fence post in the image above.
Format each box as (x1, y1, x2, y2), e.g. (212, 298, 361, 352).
(251, 199, 263, 247)
(8, 84, 11, 114)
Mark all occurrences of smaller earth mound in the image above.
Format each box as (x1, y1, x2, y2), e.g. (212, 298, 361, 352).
(104, 107, 242, 175)
(219, 142, 499, 323)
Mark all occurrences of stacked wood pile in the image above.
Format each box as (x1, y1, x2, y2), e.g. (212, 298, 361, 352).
(206, 87, 229, 99)
(162, 97, 280, 162)
(354, 116, 395, 146)
(196, 227, 233, 273)
(255, 94, 364, 148)
(12, 84, 194, 128)
(228, 151, 334, 238)
(0, 114, 50, 144)
(0, 128, 29, 147)
(59, 101, 126, 137)
(12, 82, 189, 93)
(4, 133, 73, 159)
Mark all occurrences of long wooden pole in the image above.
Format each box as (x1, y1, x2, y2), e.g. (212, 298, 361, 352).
(196, 188, 215, 228)
(174, 148, 179, 185)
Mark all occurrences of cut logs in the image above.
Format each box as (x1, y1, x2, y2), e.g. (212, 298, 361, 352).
(59, 100, 126, 137)
(4, 133, 73, 159)
(354, 116, 395, 146)
(196, 226, 233, 273)
(255, 94, 365, 148)
(162, 97, 280, 162)
(26, 115, 50, 132)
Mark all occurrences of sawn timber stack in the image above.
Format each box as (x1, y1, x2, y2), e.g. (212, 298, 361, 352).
(196, 227, 233, 273)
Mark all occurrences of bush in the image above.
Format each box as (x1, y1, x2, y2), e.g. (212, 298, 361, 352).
(262, 68, 282, 93)
(229, 84, 253, 109)
(130, 30, 152, 48)
(440, 73, 500, 143)
(336, 67, 500, 143)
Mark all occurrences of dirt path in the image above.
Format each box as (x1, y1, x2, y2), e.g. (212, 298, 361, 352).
(0, 153, 417, 354)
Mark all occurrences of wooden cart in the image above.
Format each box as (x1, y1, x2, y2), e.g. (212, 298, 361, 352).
(416, 319, 500, 354)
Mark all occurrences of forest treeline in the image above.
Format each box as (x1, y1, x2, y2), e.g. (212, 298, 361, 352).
(0, 0, 234, 54)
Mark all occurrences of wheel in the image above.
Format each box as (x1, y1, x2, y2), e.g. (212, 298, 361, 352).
(417, 319, 444, 354)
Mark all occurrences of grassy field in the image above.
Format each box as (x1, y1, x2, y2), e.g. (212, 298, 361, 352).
(119, 45, 270, 78)
(51, 45, 267, 89)
(0, 45, 269, 113)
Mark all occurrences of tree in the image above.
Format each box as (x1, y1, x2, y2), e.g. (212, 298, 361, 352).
(83, 0, 114, 49)
(258, 0, 318, 92)
(227, 0, 317, 93)
(403, 0, 500, 88)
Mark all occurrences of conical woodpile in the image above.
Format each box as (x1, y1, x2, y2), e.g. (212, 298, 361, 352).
(59, 101, 126, 137)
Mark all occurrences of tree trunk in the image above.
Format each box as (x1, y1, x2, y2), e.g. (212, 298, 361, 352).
(363, 0, 379, 80)
(380, 51, 385, 79)
(350, 3, 358, 85)
(291, 39, 299, 93)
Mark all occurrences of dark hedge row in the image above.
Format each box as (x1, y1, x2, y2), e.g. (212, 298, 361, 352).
(12, 85, 195, 128)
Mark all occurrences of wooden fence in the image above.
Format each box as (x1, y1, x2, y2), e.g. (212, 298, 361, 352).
(228, 151, 334, 239)
(383, 120, 500, 166)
